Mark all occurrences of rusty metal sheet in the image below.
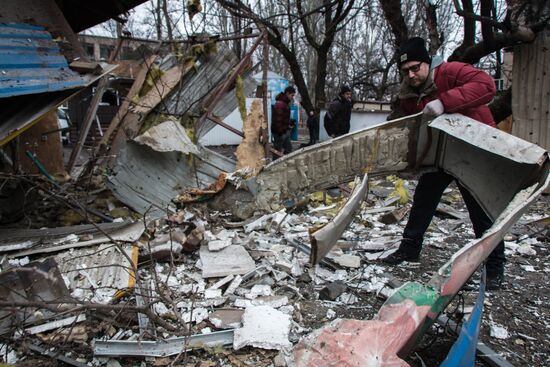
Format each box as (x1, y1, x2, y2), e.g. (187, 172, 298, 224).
(310, 174, 369, 264)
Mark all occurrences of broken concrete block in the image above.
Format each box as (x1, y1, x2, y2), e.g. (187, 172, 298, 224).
(200, 246, 255, 278)
(233, 305, 292, 350)
(337, 293, 358, 305)
(333, 254, 361, 268)
(204, 230, 217, 242)
(271, 210, 288, 228)
(215, 229, 236, 240)
(204, 289, 222, 299)
(224, 275, 243, 295)
(208, 309, 244, 329)
(490, 324, 510, 339)
(319, 281, 348, 301)
(182, 307, 209, 324)
(274, 259, 293, 272)
(244, 214, 272, 233)
(245, 284, 272, 299)
(208, 239, 232, 252)
(517, 244, 536, 256)
(208, 274, 234, 290)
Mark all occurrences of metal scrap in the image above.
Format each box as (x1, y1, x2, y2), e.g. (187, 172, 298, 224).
(310, 174, 369, 264)
(94, 330, 234, 357)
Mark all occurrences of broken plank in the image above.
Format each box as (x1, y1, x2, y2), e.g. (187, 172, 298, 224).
(25, 314, 86, 335)
(99, 56, 155, 154)
(69, 61, 104, 74)
(235, 99, 265, 174)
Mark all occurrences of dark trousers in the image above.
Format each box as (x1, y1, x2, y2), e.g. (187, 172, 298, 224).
(404, 171, 505, 275)
(272, 131, 292, 160)
(308, 127, 319, 144)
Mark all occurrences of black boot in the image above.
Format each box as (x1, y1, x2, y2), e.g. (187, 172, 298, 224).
(486, 270, 504, 291)
(382, 238, 422, 265)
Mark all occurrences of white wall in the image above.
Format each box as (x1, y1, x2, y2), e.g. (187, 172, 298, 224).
(318, 110, 390, 141)
(199, 98, 263, 146)
(200, 101, 390, 146)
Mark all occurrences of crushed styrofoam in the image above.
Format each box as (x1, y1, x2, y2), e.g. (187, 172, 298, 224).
(233, 305, 292, 350)
(490, 324, 510, 339)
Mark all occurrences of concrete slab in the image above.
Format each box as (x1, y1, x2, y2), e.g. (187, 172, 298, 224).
(200, 245, 255, 278)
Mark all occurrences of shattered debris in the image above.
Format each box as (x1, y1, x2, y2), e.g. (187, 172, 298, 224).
(1, 18, 548, 365)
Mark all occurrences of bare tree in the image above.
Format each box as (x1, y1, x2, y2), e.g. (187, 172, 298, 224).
(214, 0, 363, 114)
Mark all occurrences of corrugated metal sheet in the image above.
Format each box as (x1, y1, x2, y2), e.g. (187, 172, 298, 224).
(107, 142, 236, 217)
(512, 30, 550, 150)
(0, 23, 90, 98)
(54, 243, 138, 304)
(157, 47, 257, 139)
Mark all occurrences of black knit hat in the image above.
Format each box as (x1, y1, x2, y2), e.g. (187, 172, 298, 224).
(399, 37, 431, 66)
(340, 85, 352, 95)
(284, 86, 296, 94)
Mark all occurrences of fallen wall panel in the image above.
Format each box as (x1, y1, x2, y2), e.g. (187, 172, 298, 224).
(252, 113, 423, 211)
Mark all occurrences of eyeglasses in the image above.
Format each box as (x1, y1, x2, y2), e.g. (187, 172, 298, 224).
(400, 62, 423, 76)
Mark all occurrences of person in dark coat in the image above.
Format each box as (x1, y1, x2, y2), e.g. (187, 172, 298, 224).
(271, 86, 296, 159)
(306, 110, 319, 145)
(324, 85, 353, 138)
(382, 37, 504, 290)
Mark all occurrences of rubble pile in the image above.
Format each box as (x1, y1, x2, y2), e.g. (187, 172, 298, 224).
(1, 175, 548, 366)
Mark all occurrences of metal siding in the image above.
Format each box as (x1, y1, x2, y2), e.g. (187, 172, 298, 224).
(0, 23, 89, 98)
(512, 30, 550, 150)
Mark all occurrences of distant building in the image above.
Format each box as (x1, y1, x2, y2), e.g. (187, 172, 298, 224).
(78, 34, 159, 61)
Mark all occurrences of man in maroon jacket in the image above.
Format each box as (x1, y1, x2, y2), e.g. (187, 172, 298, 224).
(271, 86, 296, 160)
(383, 37, 505, 290)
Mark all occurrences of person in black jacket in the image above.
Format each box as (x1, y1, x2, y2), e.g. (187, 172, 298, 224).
(271, 86, 296, 159)
(324, 85, 353, 138)
(306, 111, 319, 145)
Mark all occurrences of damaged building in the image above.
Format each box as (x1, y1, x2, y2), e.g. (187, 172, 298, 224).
(1, 1, 550, 367)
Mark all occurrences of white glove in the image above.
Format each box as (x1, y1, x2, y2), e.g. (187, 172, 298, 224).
(423, 99, 445, 116)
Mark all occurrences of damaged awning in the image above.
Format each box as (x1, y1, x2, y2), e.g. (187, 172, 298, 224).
(0, 23, 118, 145)
(0, 24, 94, 98)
